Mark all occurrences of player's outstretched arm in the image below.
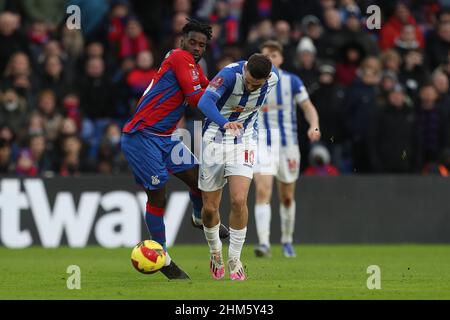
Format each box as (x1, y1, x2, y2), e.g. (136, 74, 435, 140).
(300, 99, 321, 142)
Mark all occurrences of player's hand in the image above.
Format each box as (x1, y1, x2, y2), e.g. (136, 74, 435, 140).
(223, 121, 243, 136)
(308, 127, 321, 142)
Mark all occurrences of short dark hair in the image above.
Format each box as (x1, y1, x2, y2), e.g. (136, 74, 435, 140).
(260, 40, 283, 54)
(182, 18, 212, 40)
(247, 53, 272, 79)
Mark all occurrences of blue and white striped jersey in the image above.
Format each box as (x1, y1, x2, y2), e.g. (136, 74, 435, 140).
(202, 61, 279, 144)
(258, 69, 309, 147)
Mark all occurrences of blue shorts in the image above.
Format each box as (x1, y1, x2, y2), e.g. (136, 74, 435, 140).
(121, 131, 197, 190)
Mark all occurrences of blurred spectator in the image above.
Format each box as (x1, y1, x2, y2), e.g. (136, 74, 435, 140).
(26, 113, 45, 137)
(108, 0, 131, 53)
(319, 8, 348, 61)
(379, 1, 425, 51)
(36, 40, 69, 80)
(62, 92, 82, 130)
(78, 57, 116, 120)
(158, 12, 189, 64)
(426, 21, 450, 70)
(77, 41, 116, 80)
(0, 87, 27, 135)
(3, 52, 38, 105)
(309, 62, 349, 171)
(338, 0, 361, 22)
(130, 0, 164, 46)
(59, 117, 79, 138)
(78, 56, 117, 159)
(119, 16, 150, 60)
(345, 58, 382, 173)
(240, 0, 273, 41)
(58, 135, 87, 176)
(432, 69, 450, 110)
(27, 21, 50, 62)
(374, 84, 419, 173)
(28, 133, 54, 174)
(300, 15, 323, 50)
(0, 11, 28, 74)
(399, 49, 430, 103)
(394, 24, 422, 57)
(439, 56, 450, 81)
(15, 148, 38, 177)
(342, 6, 379, 56)
(96, 122, 128, 174)
(61, 27, 84, 65)
(273, 20, 296, 71)
(209, 0, 239, 46)
(304, 144, 340, 176)
(380, 49, 403, 74)
(336, 41, 365, 87)
(173, 0, 192, 15)
(41, 55, 70, 101)
(126, 50, 157, 100)
(319, 0, 336, 11)
(416, 84, 448, 167)
(294, 37, 320, 171)
(378, 71, 399, 107)
(293, 37, 320, 89)
(0, 138, 14, 174)
(245, 19, 273, 58)
(35, 89, 63, 145)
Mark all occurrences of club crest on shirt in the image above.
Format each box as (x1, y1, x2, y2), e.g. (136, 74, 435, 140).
(151, 175, 160, 185)
(208, 76, 224, 91)
(191, 69, 199, 81)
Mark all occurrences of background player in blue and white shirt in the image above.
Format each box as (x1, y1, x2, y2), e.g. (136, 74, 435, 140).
(197, 54, 279, 281)
(253, 41, 321, 258)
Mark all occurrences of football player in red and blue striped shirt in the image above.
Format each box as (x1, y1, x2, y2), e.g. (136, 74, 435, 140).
(121, 19, 236, 279)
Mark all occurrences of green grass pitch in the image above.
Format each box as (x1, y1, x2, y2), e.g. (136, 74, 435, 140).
(1, 244, 449, 300)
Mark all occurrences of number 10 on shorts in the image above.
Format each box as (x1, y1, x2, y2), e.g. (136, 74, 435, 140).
(244, 150, 254, 165)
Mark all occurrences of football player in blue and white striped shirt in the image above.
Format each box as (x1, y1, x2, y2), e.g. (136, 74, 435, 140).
(197, 53, 279, 280)
(254, 40, 321, 258)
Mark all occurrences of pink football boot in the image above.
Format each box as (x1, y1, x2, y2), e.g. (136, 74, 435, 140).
(209, 250, 225, 280)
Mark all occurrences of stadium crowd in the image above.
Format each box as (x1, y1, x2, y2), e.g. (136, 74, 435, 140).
(0, 0, 449, 177)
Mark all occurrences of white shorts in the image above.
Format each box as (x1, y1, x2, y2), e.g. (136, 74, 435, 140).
(198, 139, 256, 192)
(254, 143, 301, 183)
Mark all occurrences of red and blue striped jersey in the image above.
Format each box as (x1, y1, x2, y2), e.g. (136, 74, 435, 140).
(123, 49, 208, 135)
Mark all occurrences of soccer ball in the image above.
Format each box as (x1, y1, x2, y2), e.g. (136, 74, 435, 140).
(131, 240, 166, 274)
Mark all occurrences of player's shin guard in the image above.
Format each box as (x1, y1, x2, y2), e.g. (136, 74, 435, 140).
(145, 203, 171, 266)
(280, 201, 296, 244)
(189, 188, 203, 225)
(255, 203, 271, 247)
(228, 227, 247, 260)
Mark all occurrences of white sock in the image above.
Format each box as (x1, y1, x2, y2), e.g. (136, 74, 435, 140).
(164, 251, 172, 266)
(280, 201, 296, 244)
(255, 203, 271, 247)
(228, 227, 247, 260)
(203, 223, 222, 253)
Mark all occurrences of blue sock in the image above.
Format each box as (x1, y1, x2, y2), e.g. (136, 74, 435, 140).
(189, 188, 203, 221)
(145, 203, 167, 251)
